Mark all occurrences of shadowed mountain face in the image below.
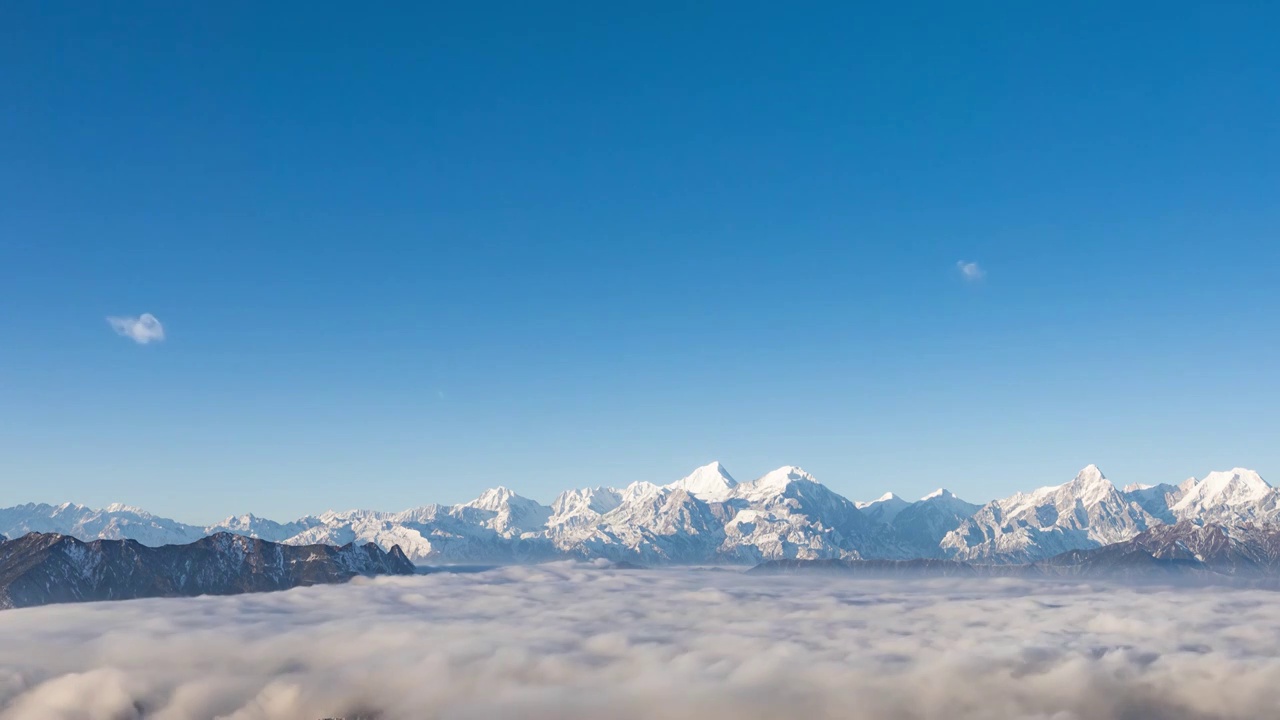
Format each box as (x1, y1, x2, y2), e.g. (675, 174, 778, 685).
(1044, 521, 1280, 576)
(0, 532, 415, 610)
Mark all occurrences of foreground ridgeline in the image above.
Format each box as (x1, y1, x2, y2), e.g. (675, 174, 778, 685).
(2, 463, 1278, 565)
(0, 532, 416, 610)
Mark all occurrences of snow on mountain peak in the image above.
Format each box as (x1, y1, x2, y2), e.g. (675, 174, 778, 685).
(463, 486, 523, 511)
(921, 488, 954, 501)
(856, 492, 902, 508)
(1073, 464, 1107, 484)
(856, 491, 911, 524)
(102, 503, 150, 516)
(753, 466, 817, 489)
(667, 461, 739, 500)
(1172, 468, 1272, 513)
(622, 481, 662, 500)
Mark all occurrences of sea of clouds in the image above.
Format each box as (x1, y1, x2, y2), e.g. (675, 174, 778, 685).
(2, 561, 1280, 719)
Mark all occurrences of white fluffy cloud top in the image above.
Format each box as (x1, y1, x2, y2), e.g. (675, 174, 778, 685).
(956, 261, 985, 282)
(2, 564, 1279, 719)
(107, 313, 165, 344)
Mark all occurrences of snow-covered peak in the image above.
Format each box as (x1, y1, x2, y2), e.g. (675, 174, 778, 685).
(912, 489, 980, 516)
(102, 503, 150, 516)
(621, 481, 663, 503)
(1063, 464, 1116, 503)
(998, 465, 1118, 519)
(216, 513, 257, 527)
(857, 492, 910, 524)
(856, 492, 901, 508)
(751, 466, 818, 491)
(462, 486, 525, 512)
(551, 486, 623, 517)
(1172, 468, 1272, 513)
(1014, 464, 1112, 502)
(452, 487, 551, 536)
(667, 461, 738, 500)
(1072, 464, 1107, 485)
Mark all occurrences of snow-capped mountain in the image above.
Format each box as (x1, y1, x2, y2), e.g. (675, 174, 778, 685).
(0, 503, 205, 547)
(890, 489, 981, 556)
(1170, 468, 1280, 524)
(666, 461, 738, 501)
(454, 487, 553, 536)
(940, 465, 1162, 563)
(856, 493, 910, 525)
(207, 513, 322, 543)
(939, 465, 1280, 563)
(4, 463, 1276, 565)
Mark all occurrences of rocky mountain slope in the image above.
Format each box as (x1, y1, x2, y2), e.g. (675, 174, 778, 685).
(4, 462, 1278, 565)
(0, 532, 415, 610)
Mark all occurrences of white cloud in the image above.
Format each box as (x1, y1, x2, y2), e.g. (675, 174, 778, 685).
(956, 261, 985, 282)
(1, 566, 1279, 719)
(106, 313, 165, 344)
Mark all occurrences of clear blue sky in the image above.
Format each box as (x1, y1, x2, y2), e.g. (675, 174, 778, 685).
(2, 2, 1278, 523)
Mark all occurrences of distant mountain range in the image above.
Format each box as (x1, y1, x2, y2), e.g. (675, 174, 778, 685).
(0, 532, 415, 610)
(755, 521, 1280, 582)
(3, 462, 1278, 565)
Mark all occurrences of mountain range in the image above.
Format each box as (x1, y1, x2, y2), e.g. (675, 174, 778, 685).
(755, 521, 1280, 582)
(3, 462, 1277, 565)
(0, 532, 416, 610)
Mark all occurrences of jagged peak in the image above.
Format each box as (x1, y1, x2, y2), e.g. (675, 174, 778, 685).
(462, 486, 529, 511)
(1172, 468, 1272, 510)
(752, 466, 819, 491)
(921, 488, 955, 501)
(667, 461, 739, 500)
(856, 492, 906, 509)
(620, 480, 663, 503)
(103, 502, 151, 515)
(1202, 468, 1269, 487)
(216, 512, 263, 526)
(550, 485, 623, 518)
(1072, 464, 1108, 484)
(1038, 464, 1115, 499)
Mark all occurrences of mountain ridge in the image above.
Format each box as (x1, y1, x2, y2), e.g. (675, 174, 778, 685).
(0, 531, 416, 610)
(4, 463, 1277, 565)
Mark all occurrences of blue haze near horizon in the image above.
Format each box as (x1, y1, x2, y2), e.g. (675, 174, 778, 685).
(1, 2, 1278, 523)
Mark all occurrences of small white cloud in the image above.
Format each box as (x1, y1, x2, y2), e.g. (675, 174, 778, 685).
(956, 261, 985, 282)
(107, 313, 165, 344)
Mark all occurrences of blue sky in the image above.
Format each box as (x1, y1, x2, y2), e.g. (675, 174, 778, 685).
(2, 2, 1278, 522)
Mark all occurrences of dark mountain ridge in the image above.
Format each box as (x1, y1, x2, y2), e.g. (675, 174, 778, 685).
(0, 531, 415, 610)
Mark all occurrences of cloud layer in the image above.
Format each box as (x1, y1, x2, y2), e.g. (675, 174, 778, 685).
(107, 313, 165, 344)
(2, 564, 1280, 719)
(956, 260, 985, 281)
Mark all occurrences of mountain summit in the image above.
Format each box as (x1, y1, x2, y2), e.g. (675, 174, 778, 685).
(666, 461, 738, 500)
